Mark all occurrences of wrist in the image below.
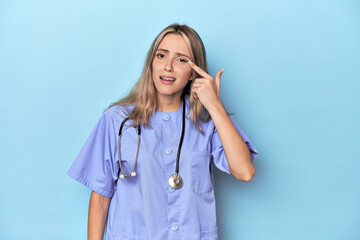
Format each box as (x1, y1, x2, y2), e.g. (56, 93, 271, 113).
(207, 100, 225, 116)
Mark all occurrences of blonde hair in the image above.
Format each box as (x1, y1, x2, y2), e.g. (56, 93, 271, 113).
(105, 23, 211, 133)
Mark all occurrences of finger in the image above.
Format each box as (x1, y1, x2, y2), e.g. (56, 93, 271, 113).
(215, 68, 225, 94)
(191, 88, 199, 99)
(191, 82, 202, 88)
(193, 78, 208, 84)
(188, 61, 212, 80)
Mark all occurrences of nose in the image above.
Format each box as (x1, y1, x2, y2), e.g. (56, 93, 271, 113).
(164, 59, 173, 72)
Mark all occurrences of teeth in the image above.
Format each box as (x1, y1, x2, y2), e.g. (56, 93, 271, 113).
(160, 77, 175, 81)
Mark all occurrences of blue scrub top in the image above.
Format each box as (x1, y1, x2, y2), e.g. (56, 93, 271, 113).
(67, 95, 258, 240)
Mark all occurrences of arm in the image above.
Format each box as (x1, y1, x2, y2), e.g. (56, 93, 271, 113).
(208, 102, 255, 182)
(88, 191, 111, 240)
(188, 60, 255, 181)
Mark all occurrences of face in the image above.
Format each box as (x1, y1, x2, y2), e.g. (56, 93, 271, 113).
(152, 33, 193, 102)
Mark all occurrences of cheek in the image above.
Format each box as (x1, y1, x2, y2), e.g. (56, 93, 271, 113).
(152, 60, 160, 79)
(151, 60, 157, 71)
(152, 58, 162, 71)
(177, 66, 192, 79)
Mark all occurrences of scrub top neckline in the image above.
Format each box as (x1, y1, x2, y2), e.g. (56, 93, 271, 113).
(154, 96, 189, 115)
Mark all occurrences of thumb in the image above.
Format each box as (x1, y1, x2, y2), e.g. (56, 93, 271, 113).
(215, 68, 225, 95)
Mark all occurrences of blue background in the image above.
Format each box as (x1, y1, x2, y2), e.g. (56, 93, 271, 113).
(1, 0, 359, 239)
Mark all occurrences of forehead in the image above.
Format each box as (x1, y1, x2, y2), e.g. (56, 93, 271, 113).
(157, 34, 191, 56)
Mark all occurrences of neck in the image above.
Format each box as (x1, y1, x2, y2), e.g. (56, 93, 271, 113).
(156, 95, 183, 112)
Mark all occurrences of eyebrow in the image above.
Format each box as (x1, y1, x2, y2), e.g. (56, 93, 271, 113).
(157, 48, 191, 59)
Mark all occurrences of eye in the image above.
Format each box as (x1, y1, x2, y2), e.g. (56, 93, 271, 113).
(177, 58, 188, 63)
(156, 53, 165, 58)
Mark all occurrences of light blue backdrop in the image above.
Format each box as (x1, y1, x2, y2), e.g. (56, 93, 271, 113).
(1, 0, 359, 239)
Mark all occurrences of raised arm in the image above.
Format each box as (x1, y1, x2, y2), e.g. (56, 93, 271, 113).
(189, 60, 255, 181)
(207, 102, 255, 181)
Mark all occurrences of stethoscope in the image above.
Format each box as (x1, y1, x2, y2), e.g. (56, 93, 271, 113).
(117, 98, 186, 189)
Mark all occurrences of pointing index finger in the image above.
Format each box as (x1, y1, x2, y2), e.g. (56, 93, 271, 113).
(188, 60, 212, 79)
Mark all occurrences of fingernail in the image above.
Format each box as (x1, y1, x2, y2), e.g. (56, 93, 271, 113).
(188, 60, 192, 64)
(222, 68, 226, 72)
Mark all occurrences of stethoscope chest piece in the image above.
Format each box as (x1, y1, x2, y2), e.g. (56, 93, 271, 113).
(168, 174, 183, 189)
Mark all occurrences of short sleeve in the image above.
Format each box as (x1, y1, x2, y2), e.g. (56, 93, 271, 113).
(67, 110, 119, 198)
(211, 115, 259, 175)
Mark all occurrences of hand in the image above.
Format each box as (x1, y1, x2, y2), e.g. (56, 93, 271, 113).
(188, 60, 225, 112)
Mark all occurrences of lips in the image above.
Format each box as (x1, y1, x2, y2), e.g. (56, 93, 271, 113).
(159, 75, 176, 85)
(160, 76, 176, 81)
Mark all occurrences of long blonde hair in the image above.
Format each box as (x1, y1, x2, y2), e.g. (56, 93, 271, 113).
(105, 23, 211, 133)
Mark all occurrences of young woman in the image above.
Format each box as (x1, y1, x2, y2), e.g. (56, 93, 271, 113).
(67, 23, 258, 240)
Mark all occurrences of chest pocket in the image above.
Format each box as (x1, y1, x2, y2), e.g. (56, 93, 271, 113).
(191, 151, 214, 194)
(118, 154, 135, 174)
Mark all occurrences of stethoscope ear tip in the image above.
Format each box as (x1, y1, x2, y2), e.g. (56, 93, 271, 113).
(120, 172, 136, 179)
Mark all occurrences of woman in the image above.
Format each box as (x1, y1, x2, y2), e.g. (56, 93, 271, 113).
(67, 23, 258, 240)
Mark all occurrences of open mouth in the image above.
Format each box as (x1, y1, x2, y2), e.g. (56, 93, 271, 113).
(160, 76, 176, 81)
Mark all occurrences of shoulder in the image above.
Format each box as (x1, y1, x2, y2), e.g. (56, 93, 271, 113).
(102, 104, 135, 124)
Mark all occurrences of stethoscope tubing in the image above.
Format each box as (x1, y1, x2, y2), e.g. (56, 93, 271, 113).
(118, 117, 141, 178)
(175, 98, 186, 175)
(117, 98, 185, 179)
